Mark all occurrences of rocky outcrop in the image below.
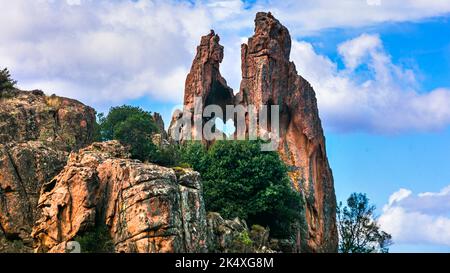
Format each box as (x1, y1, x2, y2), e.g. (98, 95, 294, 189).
(0, 142, 67, 252)
(1, 12, 338, 253)
(0, 89, 212, 253)
(0, 89, 96, 252)
(151, 112, 168, 141)
(206, 212, 248, 253)
(171, 12, 338, 252)
(207, 212, 278, 253)
(32, 141, 208, 253)
(0, 89, 96, 151)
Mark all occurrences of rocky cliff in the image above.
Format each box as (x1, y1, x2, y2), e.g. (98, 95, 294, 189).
(32, 141, 208, 253)
(0, 89, 95, 151)
(0, 89, 96, 252)
(170, 12, 338, 252)
(0, 89, 236, 253)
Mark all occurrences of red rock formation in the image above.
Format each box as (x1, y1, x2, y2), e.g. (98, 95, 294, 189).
(170, 30, 234, 142)
(32, 141, 208, 253)
(184, 30, 234, 112)
(0, 141, 67, 252)
(236, 12, 337, 252)
(0, 89, 95, 252)
(171, 12, 338, 252)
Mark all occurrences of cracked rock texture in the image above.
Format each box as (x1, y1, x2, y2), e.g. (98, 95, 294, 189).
(0, 89, 95, 252)
(32, 141, 208, 253)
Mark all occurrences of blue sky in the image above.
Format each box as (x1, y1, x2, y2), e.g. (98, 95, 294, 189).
(1, 0, 450, 252)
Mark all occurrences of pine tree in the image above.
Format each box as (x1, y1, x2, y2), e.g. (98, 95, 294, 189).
(0, 68, 17, 90)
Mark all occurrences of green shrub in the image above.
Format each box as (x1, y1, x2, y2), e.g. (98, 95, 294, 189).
(73, 225, 114, 253)
(179, 141, 207, 170)
(231, 230, 254, 253)
(180, 140, 302, 238)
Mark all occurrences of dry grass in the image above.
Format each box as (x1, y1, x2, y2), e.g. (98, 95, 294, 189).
(45, 95, 62, 108)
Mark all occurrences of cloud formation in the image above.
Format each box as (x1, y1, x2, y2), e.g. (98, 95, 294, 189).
(0, 0, 212, 104)
(290, 34, 450, 133)
(1, 0, 450, 133)
(379, 186, 450, 246)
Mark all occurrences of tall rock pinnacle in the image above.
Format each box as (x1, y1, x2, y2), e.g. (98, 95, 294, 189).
(236, 12, 337, 252)
(172, 30, 234, 142)
(170, 12, 338, 252)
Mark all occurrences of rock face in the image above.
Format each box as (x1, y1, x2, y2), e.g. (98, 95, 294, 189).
(0, 141, 67, 252)
(0, 89, 211, 253)
(152, 112, 168, 140)
(0, 89, 96, 151)
(0, 89, 96, 252)
(32, 141, 208, 253)
(237, 12, 337, 252)
(171, 12, 338, 252)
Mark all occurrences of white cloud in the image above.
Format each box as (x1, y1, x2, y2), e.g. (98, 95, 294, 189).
(66, 0, 81, 6)
(379, 186, 450, 246)
(0, 0, 213, 104)
(254, 0, 450, 36)
(338, 34, 383, 71)
(290, 34, 450, 133)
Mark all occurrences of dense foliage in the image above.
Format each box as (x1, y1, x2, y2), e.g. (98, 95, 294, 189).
(96, 105, 158, 161)
(337, 193, 392, 253)
(0, 68, 17, 90)
(180, 140, 302, 238)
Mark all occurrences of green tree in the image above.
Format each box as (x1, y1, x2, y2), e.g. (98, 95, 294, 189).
(181, 140, 302, 238)
(97, 105, 158, 161)
(179, 141, 207, 170)
(337, 193, 393, 253)
(0, 68, 17, 90)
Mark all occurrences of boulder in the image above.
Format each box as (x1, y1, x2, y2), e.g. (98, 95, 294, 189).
(0, 89, 96, 252)
(32, 141, 208, 253)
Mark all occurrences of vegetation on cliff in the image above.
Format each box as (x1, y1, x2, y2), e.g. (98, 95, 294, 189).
(0, 68, 17, 91)
(73, 225, 114, 253)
